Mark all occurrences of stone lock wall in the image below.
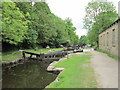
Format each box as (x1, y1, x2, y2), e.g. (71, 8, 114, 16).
(99, 20, 119, 58)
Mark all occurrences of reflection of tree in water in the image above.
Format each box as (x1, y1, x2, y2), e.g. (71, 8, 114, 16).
(3, 60, 57, 88)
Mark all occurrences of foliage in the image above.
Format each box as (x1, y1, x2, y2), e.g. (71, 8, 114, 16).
(15, 2, 38, 48)
(95, 11, 118, 33)
(2, 1, 79, 50)
(84, 0, 117, 29)
(2, 2, 29, 45)
(51, 15, 69, 47)
(83, 0, 118, 46)
(65, 18, 79, 45)
(79, 35, 89, 46)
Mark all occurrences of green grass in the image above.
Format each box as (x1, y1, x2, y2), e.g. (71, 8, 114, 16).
(96, 49, 118, 60)
(2, 48, 63, 62)
(25, 48, 63, 54)
(49, 54, 98, 88)
(2, 51, 22, 62)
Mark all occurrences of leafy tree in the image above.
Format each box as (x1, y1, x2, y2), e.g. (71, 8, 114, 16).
(83, 0, 118, 47)
(84, 0, 117, 29)
(95, 11, 118, 32)
(15, 2, 38, 48)
(65, 18, 79, 45)
(52, 16, 69, 47)
(30, 2, 79, 47)
(2, 1, 79, 50)
(79, 35, 89, 46)
(2, 2, 29, 45)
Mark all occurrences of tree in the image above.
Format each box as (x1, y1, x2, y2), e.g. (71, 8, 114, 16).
(2, 1, 79, 50)
(84, 0, 117, 29)
(51, 15, 69, 47)
(2, 2, 29, 45)
(83, 0, 118, 47)
(95, 11, 118, 32)
(15, 2, 38, 48)
(65, 18, 79, 45)
(79, 35, 89, 46)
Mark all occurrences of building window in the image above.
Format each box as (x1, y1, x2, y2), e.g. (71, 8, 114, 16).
(102, 35, 104, 46)
(105, 34, 106, 46)
(103, 34, 105, 46)
(101, 36, 102, 45)
(112, 29, 115, 47)
(107, 32, 109, 46)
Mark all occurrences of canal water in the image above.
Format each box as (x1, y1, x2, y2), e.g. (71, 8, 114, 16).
(2, 60, 58, 88)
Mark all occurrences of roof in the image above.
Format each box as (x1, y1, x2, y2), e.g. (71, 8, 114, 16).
(99, 18, 120, 34)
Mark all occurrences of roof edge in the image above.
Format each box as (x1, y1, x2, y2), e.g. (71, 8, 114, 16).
(99, 18, 120, 34)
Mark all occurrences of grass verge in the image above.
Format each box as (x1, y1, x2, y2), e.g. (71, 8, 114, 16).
(2, 48, 63, 62)
(25, 48, 63, 54)
(96, 49, 118, 60)
(49, 53, 98, 88)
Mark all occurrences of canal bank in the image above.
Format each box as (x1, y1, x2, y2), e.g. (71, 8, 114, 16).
(2, 49, 69, 88)
(2, 48, 85, 89)
(2, 60, 59, 88)
(47, 52, 98, 88)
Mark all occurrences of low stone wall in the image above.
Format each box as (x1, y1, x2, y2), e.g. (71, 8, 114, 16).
(2, 56, 42, 67)
(2, 58, 23, 67)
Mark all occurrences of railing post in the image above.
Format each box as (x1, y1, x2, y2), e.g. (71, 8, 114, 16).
(40, 53, 44, 60)
(30, 54, 33, 58)
(22, 51, 25, 59)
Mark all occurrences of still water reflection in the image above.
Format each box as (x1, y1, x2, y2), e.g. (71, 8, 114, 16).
(2, 60, 57, 88)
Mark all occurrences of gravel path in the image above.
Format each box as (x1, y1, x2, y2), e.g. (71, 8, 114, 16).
(90, 51, 118, 88)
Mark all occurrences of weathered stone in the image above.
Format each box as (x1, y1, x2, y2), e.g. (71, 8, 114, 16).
(53, 68, 64, 71)
(99, 19, 120, 58)
(54, 78, 59, 82)
(47, 66, 54, 71)
(49, 61, 58, 66)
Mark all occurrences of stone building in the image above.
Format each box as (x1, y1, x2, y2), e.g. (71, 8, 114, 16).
(99, 18, 120, 58)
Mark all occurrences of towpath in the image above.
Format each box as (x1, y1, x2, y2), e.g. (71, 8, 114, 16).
(90, 51, 118, 88)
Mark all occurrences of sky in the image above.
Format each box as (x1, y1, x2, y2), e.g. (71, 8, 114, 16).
(46, 0, 119, 38)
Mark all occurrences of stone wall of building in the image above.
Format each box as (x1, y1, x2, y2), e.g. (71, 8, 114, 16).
(118, 20, 120, 59)
(99, 19, 119, 57)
